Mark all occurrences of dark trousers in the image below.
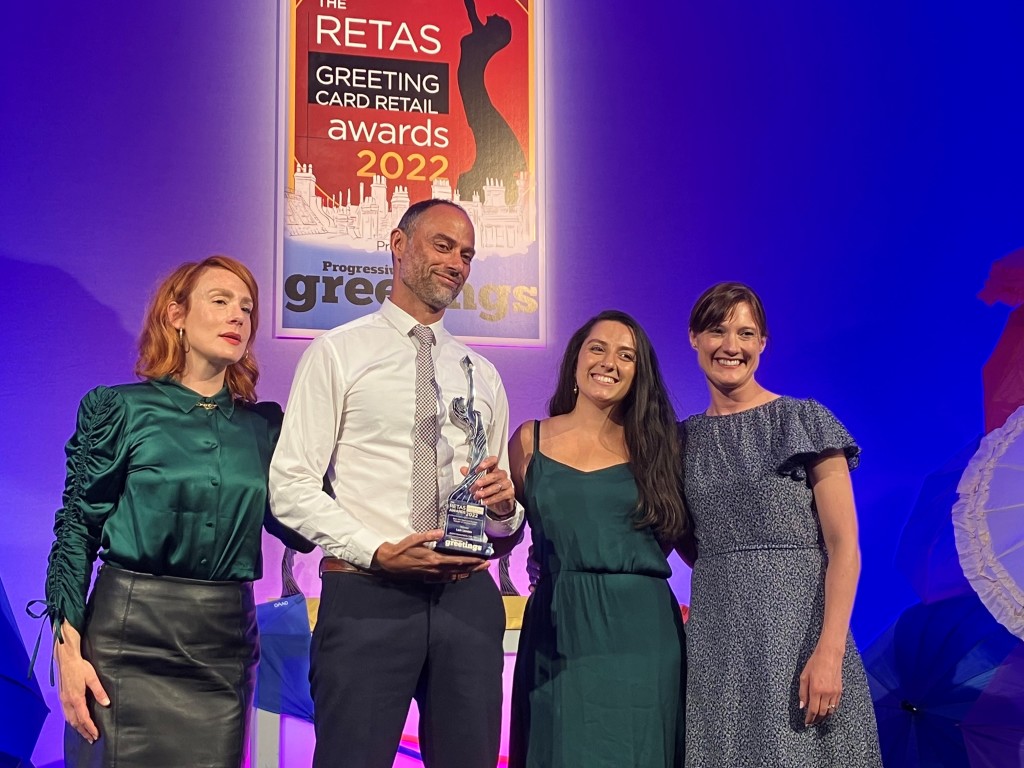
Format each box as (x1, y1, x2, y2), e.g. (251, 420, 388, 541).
(310, 571, 506, 768)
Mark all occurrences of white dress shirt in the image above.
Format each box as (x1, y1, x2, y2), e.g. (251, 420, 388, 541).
(270, 299, 524, 568)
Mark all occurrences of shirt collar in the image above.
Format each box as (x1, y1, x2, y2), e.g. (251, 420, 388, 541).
(380, 299, 446, 343)
(151, 377, 236, 418)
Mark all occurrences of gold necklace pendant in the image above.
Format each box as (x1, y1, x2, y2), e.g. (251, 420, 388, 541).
(196, 401, 218, 410)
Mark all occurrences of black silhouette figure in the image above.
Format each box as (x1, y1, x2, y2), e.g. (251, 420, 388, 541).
(457, 0, 527, 204)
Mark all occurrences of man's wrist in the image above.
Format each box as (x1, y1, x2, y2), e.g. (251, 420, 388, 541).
(369, 543, 389, 570)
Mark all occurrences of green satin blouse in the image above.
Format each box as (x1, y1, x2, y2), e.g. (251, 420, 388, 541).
(44, 378, 288, 634)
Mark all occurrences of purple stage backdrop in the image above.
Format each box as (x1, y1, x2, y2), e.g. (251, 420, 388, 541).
(2, 1, 1022, 764)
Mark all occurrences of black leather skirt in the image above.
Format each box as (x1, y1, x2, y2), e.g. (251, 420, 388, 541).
(65, 565, 259, 768)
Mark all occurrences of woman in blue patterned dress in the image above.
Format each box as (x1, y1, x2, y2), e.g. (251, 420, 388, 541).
(681, 282, 882, 766)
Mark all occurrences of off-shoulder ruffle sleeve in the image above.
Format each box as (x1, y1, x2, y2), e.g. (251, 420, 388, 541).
(44, 386, 129, 638)
(775, 398, 860, 481)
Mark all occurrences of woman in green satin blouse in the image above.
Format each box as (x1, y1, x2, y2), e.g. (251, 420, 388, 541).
(44, 255, 309, 768)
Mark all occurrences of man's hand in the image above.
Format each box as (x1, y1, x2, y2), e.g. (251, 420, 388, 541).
(372, 530, 490, 579)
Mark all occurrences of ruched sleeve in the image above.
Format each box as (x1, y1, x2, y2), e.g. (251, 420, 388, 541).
(45, 386, 129, 638)
(253, 401, 316, 554)
(775, 398, 860, 481)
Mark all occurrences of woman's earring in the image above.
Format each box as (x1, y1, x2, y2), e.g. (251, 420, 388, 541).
(178, 328, 190, 353)
(572, 382, 578, 396)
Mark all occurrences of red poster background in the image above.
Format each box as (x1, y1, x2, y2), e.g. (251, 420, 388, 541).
(291, 0, 532, 210)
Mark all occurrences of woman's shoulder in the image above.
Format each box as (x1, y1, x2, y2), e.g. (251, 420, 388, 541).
(241, 399, 283, 417)
(512, 414, 562, 436)
(76, 382, 148, 414)
(512, 415, 565, 461)
(771, 396, 859, 476)
(238, 402, 285, 449)
(95, 380, 219, 412)
(238, 399, 284, 428)
(511, 418, 537, 450)
(85, 380, 167, 403)
(722, 395, 846, 435)
(772, 395, 842, 423)
(69, 384, 144, 442)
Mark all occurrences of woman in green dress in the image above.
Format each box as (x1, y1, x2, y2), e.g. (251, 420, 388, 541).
(44, 256, 310, 768)
(508, 310, 689, 768)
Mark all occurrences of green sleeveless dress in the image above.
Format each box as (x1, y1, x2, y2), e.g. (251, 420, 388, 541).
(510, 421, 686, 767)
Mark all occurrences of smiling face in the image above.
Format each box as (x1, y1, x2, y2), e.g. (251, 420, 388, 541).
(574, 320, 637, 410)
(389, 203, 475, 322)
(169, 266, 253, 379)
(689, 301, 766, 394)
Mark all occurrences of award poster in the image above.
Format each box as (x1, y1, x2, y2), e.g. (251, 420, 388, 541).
(275, 0, 545, 345)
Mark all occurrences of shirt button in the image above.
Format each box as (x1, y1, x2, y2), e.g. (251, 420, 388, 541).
(205, 522, 214, 528)
(201, 558, 208, 565)
(211, 478, 220, 486)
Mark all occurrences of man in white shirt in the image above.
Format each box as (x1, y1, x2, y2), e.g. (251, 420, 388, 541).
(270, 199, 524, 768)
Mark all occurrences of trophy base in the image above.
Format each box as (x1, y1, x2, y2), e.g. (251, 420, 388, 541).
(435, 499, 494, 559)
(435, 536, 494, 558)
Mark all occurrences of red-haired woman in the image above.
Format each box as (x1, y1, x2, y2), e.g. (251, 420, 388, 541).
(43, 256, 309, 767)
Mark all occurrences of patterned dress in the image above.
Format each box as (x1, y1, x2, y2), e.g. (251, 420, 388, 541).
(683, 397, 881, 767)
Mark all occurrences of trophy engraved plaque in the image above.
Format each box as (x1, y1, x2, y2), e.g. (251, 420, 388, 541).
(436, 356, 494, 558)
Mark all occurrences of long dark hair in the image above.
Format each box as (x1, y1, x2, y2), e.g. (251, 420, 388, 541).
(549, 310, 688, 542)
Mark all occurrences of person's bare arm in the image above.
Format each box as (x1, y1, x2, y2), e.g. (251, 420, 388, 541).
(799, 451, 861, 725)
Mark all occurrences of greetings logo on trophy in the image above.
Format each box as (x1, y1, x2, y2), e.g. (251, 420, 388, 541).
(436, 356, 495, 558)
